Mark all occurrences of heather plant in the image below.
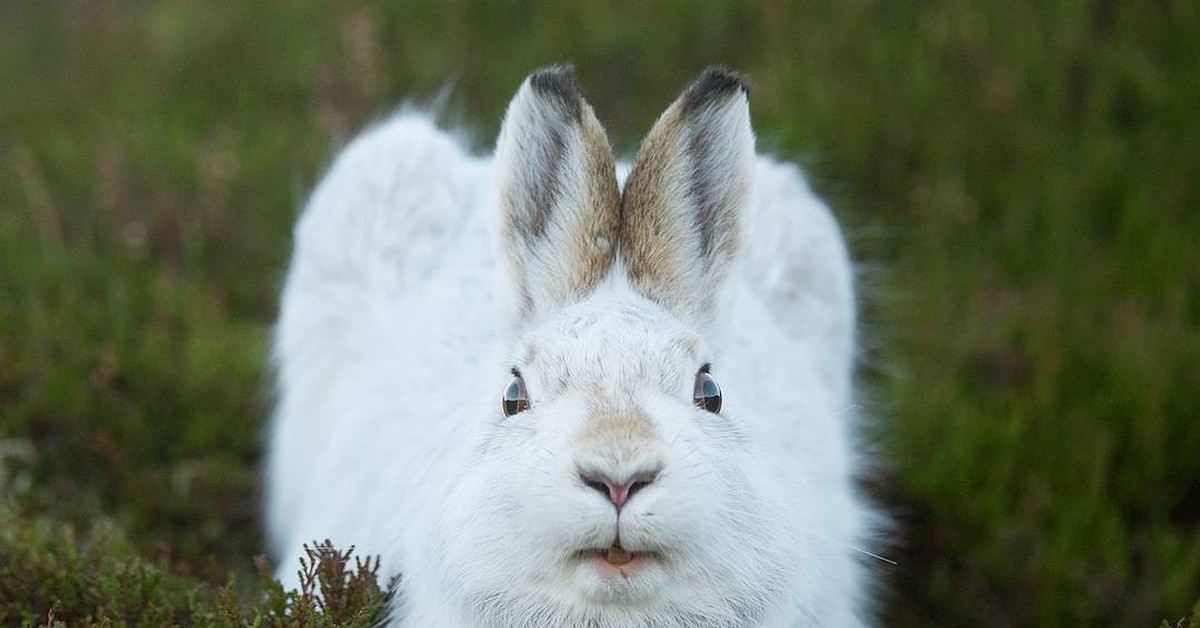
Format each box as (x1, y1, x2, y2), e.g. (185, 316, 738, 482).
(0, 500, 394, 627)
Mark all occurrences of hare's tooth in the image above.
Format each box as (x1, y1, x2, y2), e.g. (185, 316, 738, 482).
(606, 547, 633, 565)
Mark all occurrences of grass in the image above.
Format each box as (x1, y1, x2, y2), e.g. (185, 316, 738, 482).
(1, 1, 1197, 625)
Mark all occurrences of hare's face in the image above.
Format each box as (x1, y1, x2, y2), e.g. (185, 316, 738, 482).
(433, 65, 769, 624)
(439, 293, 788, 623)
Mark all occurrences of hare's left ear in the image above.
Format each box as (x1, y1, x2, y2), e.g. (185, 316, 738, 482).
(620, 67, 754, 326)
(495, 65, 620, 324)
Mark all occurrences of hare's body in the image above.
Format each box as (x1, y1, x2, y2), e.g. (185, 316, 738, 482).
(269, 69, 872, 627)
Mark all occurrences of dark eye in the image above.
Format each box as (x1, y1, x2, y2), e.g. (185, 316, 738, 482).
(693, 370, 722, 414)
(502, 374, 529, 417)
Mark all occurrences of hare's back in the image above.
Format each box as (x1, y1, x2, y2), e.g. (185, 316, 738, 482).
(290, 114, 488, 296)
(739, 158, 855, 383)
(269, 114, 491, 560)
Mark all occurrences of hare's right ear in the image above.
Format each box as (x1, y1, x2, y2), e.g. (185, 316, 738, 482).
(495, 66, 620, 324)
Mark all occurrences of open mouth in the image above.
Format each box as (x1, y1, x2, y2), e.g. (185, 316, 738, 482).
(604, 545, 635, 566)
(579, 542, 656, 576)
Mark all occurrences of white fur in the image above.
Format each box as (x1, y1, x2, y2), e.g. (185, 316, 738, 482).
(268, 80, 875, 626)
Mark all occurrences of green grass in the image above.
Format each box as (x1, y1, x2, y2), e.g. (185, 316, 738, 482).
(1, 1, 1197, 625)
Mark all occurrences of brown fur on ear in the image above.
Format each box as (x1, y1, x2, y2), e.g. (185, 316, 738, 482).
(496, 65, 621, 321)
(620, 67, 754, 325)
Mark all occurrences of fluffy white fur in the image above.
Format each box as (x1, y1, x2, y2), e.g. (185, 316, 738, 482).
(267, 68, 875, 627)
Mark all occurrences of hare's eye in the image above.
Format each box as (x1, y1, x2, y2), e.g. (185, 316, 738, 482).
(693, 371, 722, 414)
(502, 375, 529, 417)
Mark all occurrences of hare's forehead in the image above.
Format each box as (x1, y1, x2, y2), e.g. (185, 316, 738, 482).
(518, 301, 703, 376)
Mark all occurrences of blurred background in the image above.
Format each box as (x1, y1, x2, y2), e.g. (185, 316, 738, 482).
(1, 1, 1198, 625)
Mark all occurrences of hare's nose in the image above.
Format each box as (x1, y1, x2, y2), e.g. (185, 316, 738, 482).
(580, 469, 658, 509)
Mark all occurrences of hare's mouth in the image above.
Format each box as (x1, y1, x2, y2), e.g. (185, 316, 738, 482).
(578, 543, 656, 576)
(601, 543, 635, 566)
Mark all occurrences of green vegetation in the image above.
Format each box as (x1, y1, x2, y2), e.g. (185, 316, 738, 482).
(0, 499, 395, 626)
(1, 1, 1197, 625)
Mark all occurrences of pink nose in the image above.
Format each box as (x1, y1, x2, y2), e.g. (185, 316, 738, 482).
(581, 471, 657, 509)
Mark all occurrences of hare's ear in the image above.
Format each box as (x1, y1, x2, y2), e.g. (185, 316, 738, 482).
(495, 65, 620, 323)
(620, 67, 753, 326)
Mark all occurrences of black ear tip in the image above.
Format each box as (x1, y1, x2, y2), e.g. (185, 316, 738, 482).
(684, 66, 750, 110)
(528, 64, 582, 119)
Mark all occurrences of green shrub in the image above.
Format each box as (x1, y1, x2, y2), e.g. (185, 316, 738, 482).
(0, 502, 395, 627)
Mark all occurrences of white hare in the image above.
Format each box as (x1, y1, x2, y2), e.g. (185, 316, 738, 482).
(267, 66, 876, 627)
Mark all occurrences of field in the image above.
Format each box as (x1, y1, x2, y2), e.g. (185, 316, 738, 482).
(1, 1, 1198, 625)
